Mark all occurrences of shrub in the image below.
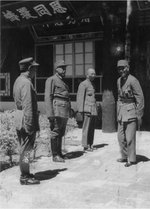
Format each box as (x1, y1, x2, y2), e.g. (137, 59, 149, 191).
(32, 114, 51, 159)
(65, 117, 78, 136)
(0, 111, 78, 165)
(0, 110, 18, 165)
(32, 115, 78, 159)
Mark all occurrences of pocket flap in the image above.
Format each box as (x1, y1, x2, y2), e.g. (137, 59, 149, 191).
(55, 100, 68, 107)
(127, 103, 135, 111)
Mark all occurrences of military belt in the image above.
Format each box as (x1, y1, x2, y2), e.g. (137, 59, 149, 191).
(54, 96, 70, 102)
(120, 98, 135, 103)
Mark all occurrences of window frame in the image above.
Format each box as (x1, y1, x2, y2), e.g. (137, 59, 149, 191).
(54, 40, 95, 79)
(35, 40, 103, 96)
(0, 73, 10, 96)
(54, 40, 98, 95)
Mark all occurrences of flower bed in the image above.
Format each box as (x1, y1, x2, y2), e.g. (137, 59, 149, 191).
(0, 110, 78, 171)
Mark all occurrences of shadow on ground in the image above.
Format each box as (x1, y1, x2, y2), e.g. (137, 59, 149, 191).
(94, 143, 108, 149)
(65, 144, 108, 159)
(65, 151, 84, 159)
(136, 155, 150, 163)
(0, 161, 19, 172)
(35, 168, 67, 180)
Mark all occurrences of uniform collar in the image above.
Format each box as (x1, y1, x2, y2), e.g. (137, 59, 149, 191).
(56, 73, 63, 80)
(20, 72, 31, 81)
(86, 78, 93, 84)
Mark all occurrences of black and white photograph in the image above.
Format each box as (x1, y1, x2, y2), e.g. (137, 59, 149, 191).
(0, 0, 150, 208)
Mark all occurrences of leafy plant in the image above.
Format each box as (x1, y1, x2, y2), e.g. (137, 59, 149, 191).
(0, 111, 79, 165)
(32, 116, 78, 159)
(32, 114, 50, 159)
(65, 118, 78, 135)
(0, 110, 18, 165)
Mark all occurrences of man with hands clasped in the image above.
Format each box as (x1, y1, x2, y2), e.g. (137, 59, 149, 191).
(77, 68, 98, 152)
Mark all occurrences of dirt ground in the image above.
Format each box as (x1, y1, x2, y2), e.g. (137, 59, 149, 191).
(0, 129, 150, 209)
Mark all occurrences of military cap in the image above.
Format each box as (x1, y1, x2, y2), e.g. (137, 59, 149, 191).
(19, 57, 39, 71)
(117, 60, 129, 67)
(54, 60, 67, 69)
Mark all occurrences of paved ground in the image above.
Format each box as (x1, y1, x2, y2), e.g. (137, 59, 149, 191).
(0, 129, 150, 209)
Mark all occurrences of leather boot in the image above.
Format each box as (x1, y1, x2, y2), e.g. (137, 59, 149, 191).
(57, 137, 62, 156)
(53, 155, 65, 163)
(20, 175, 40, 185)
(57, 137, 68, 160)
(51, 138, 58, 157)
(51, 138, 65, 162)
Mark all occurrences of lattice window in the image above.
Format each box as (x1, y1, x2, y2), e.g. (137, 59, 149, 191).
(0, 73, 10, 96)
(35, 39, 103, 96)
(55, 41, 94, 78)
(54, 41, 103, 95)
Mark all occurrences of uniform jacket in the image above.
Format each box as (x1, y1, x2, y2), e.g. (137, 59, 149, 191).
(117, 74, 144, 122)
(45, 74, 70, 118)
(13, 74, 39, 134)
(77, 79, 97, 116)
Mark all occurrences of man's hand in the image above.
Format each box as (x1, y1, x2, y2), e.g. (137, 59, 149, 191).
(48, 117, 55, 130)
(36, 131, 40, 138)
(84, 112, 91, 117)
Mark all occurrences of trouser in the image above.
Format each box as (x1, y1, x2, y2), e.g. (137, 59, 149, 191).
(17, 129, 36, 177)
(117, 120, 137, 162)
(50, 117, 68, 157)
(82, 114, 96, 148)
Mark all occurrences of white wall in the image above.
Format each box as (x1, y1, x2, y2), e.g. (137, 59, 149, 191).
(0, 102, 16, 112)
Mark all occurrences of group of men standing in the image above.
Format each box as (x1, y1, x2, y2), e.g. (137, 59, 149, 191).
(13, 57, 144, 185)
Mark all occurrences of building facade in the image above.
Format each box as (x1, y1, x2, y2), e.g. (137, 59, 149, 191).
(0, 0, 150, 129)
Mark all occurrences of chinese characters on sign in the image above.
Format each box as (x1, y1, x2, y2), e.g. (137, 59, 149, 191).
(17, 7, 38, 19)
(54, 17, 90, 26)
(34, 4, 52, 17)
(49, 0, 67, 14)
(2, 0, 68, 23)
(2, 10, 20, 22)
(2, 0, 93, 28)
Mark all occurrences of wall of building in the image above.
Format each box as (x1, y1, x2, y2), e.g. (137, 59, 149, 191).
(1, 20, 150, 130)
(130, 26, 150, 130)
(0, 27, 34, 101)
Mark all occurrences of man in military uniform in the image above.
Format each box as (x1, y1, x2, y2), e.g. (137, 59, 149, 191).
(117, 60, 144, 167)
(77, 68, 98, 152)
(45, 60, 70, 163)
(13, 57, 40, 185)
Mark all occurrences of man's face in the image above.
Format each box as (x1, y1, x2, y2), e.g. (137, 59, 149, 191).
(87, 69, 96, 81)
(117, 66, 129, 78)
(56, 66, 66, 78)
(29, 66, 37, 78)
